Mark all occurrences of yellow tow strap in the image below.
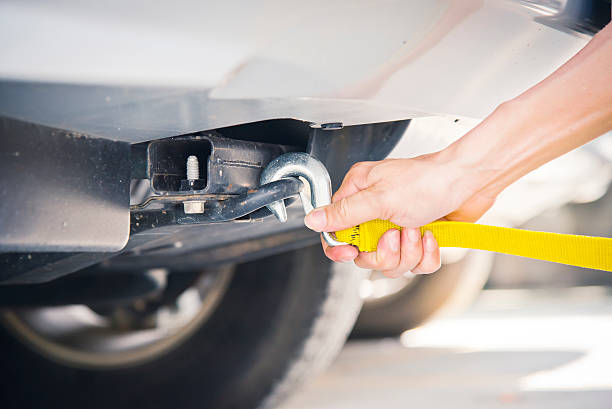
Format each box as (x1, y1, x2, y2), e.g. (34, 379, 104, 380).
(335, 220, 612, 272)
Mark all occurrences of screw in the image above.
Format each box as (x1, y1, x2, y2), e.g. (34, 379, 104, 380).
(183, 155, 205, 214)
(186, 155, 199, 181)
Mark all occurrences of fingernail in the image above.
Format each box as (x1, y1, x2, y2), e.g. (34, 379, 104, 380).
(304, 209, 327, 231)
(403, 271, 416, 278)
(408, 227, 420, 243)
(424, 230, 436, 252)
(339, 256, 355, 263)
(388, 229, 400, 252)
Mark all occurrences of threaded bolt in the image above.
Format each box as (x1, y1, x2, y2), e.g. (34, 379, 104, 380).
(186, 155, 199, 181)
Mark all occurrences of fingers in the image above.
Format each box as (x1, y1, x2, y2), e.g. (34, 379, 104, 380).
(354, 229, 441, 277)
(354, 229, 401, 271)
(304, 188, 383, 232)
(412, 231, 441, 274)
(332, 161, 377, 203)
(382, 228, 425, 277)
(304, 161, 382, 232)
(314, 162, 377, 264)
(321, 235, 359, 263)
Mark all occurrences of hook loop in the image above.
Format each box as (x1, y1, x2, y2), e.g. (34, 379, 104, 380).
(260, 152, 345, 247)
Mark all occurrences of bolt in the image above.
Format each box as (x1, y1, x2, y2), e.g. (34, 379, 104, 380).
(186, 155, 199, 181)
(184, 155, 205, 213)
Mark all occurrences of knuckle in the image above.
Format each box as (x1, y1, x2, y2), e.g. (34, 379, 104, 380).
(349, 161, 370, 172)
(344, 163, 371, 186)
(390, 255, 402, 270)
(348, 163, 361, 174)
(354, 255, 375, 270)
(344, 166, 361, 181)
(377, 252, 399, 271)
(366, 162, 392, 184)
(402, 246, 422, 270)
(336, 197, 352, 221)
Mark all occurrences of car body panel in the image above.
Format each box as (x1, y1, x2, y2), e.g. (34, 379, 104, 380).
(1, 0, 609, 283)
(0, 0, 598, 141)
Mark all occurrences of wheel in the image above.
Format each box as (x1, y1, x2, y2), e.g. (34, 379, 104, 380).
(0, 244, 365, 409)
(352, 250, 493, 338)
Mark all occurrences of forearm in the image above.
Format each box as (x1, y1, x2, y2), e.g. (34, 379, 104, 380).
(313, 18, 612, 273)
(442, 23, 612, 199)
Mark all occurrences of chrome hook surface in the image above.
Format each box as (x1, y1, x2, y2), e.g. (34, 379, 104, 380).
(260, 152, 345, 247)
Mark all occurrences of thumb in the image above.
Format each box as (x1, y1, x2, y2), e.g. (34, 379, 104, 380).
(304, 188, 383, 232)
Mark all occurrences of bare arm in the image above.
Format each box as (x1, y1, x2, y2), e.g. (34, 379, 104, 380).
(304, 22, 612, 277)
(445, 23, 612, 207)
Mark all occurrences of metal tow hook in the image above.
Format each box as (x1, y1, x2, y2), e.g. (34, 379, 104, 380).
(260, 152, 345, 247)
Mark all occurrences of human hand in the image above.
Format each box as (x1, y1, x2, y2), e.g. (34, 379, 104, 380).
(303, 153, 497, 277)
(304, 19, 612, 277)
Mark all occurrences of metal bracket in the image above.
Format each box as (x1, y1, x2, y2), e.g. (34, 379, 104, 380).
(260, 152, 345, 247)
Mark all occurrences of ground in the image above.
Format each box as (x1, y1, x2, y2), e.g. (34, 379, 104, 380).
(281, 286, 612, 409)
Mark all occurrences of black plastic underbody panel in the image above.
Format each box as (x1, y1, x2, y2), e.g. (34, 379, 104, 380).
(101, 121, 410, 273)
(0, 111, 408, 283)
(0, 116, 131, 252)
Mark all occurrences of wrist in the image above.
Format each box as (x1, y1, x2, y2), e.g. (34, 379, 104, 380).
(435, 101, 526, 200)
(428, 144, 499, 209)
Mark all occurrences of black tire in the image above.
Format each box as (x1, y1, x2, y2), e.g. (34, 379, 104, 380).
(0, 244, 364, 409)
(352, 250, 493, 338)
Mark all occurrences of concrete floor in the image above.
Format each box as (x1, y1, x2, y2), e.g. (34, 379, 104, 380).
(281, 286, 612, 409)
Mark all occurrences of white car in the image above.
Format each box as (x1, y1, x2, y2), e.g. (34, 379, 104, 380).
(0, 1, 609, 408)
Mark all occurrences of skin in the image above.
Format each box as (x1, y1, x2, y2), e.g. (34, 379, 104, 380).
(304, 20, 612, 278)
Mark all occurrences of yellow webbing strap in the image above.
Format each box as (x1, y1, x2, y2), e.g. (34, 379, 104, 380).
(335, 220, 612, 272)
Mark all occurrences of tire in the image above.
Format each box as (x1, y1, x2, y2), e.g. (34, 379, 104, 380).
(352, 250, 493, 338)
(0, 244, 365, 409)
